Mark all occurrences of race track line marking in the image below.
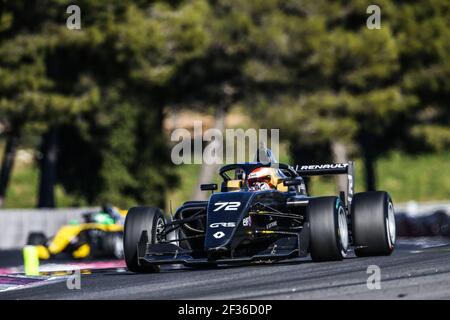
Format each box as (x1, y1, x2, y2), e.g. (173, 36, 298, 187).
(0, 275, 66, 293)
(0, 260, 125, 275)
(0, 260, 126, 292)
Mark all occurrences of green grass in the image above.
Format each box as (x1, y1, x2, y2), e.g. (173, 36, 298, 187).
(3, 159, 85, 208)
(0, 140, 85, 208)
(376, 151, 450, 202)
(166, 163, 202, 210)
(4, 160, 39, 208)
(307, 151, 450, 202)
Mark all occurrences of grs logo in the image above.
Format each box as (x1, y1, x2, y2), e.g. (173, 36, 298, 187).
(210, 222, 236, 228)
(213, 202, 241, 212)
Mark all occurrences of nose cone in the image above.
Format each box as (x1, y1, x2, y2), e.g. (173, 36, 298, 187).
(204, 192, 253, 252)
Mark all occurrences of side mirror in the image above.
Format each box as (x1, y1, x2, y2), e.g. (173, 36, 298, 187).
(283, 178, 303, 187)
(200, 183, 218, 191)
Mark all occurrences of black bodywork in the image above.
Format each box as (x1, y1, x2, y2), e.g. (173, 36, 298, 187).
(137, 162, 354, 267)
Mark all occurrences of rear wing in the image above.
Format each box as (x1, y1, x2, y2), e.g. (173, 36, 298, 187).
(295, 162, 354, 208)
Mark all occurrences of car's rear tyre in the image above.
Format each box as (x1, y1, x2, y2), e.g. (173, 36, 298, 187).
(352, 191, 396, 257)
(308, 197, 348, 262)
(27, 232, 47, 246)
(123, 206, 165, 273)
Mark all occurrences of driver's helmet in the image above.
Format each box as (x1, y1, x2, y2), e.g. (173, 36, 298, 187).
(248, 167, 281, 191)
(101, 204, 124, 223)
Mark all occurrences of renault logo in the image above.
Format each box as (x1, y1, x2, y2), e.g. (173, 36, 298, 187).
(213, 231, 225, 239)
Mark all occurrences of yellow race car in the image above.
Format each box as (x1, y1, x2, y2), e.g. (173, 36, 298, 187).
(27, 206, 127, 260)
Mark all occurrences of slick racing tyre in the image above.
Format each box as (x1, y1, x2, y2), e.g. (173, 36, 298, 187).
(27, 232, 47, 246)
(124, 206, 165, 273)
(308, 197, 349, 262)
(352, 191, 396, 257)
(103, 232, 124, 259)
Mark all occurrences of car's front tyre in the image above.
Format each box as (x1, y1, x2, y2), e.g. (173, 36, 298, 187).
(27, 232, 47, 246)
(123, 206, 165, 273)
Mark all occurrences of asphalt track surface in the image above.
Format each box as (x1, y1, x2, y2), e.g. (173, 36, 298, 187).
(1, 238, 449, 300)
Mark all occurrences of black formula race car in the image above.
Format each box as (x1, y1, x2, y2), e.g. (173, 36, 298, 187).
(123, 151, 396, 273)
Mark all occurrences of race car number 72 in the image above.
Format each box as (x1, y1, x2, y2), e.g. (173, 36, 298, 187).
(213, 202, 241, 212)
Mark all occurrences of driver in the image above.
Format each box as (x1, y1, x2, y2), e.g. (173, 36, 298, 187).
(248, 167, 281, 191)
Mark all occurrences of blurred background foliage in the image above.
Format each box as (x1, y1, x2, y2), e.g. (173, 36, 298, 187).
(0, 0, 449, 209)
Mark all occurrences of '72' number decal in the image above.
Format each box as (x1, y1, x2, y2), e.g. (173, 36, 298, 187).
(213, 202, 241, 212)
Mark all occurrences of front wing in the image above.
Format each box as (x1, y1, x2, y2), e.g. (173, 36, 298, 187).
(136, 223, 310, 268)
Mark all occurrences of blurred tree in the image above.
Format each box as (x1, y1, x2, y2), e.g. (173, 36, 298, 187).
(394, 0, 450, 152)
(247, 0, 449, 191)
(0, 0, 210, 208)
(0, 0, 448, 207)
(164, 0, 254, 198)
(0, 1, 97, 206)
